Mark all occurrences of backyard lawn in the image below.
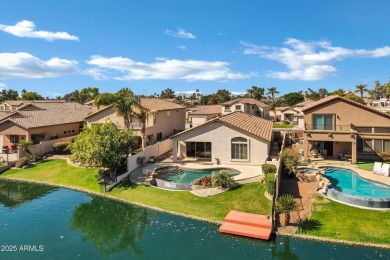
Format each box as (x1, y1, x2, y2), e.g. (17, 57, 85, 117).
(273, 123, 294, 129)
(307, 196, 390, 245)
(0, 159, 272, 221)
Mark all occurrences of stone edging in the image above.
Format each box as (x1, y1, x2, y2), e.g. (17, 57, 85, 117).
(0, 177, 223, 226)
(277, 231, 390, 249)
(264, 191, 273, 201)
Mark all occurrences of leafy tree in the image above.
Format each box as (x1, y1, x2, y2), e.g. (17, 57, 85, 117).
(280, 148, 301, 174)
(331, 88, 346, 97)
(318, 88, 328, 99)
(68, 122, 136, 178)
(247, 86, 265, 101)
(79, 87, 99, 104)
(304, 88, 321, 101)
(94, 92, 119, 108)
(266, 87, 279, 106)
(64, 90, 81, 103)
(160, 88, 175, 98)
(214, 89, 231, 104)
(20, 91, 44, 100)
(114, 88, 141, 129)
(371, 80, 387, 99)
(284, 92, 304, 106)
(0, 89, 19, 102)
(211, 170, 235, 188)
(354, 84, 368, 99)
(344, 92, 365, 104)
(200, 95, 210, 105)
(275, 194, 299, 225)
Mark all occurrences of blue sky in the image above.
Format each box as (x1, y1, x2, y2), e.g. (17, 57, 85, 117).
(0, 0, 390, 97)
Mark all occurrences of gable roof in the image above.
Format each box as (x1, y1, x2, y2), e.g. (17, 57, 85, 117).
(171, 111, 273, 142)
(301, 95, 390, 120)
(189, 105, 221, 115)
(221, 98, 268, 108)
(294, 100, 315, 107)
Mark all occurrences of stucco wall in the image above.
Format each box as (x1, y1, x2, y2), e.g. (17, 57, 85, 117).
(173, 122, 269, 165)
(222, 102, 268, 118)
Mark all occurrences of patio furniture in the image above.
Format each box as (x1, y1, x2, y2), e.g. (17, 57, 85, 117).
(380, 164, 390, 177)
(373, 162, 382, 174)
(9, 144, 17, 153)
(339, 153, 347, 161)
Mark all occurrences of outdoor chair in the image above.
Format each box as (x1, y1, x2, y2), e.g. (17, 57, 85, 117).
(373, 162, 382, 174)
(380, 164, 390, 177)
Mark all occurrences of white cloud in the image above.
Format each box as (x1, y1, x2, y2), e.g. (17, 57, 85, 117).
(0, 83, 5, 90)
(0, 20, 79, 41)
(0, 52, 78, 79)
(242, 38, 390, 81)
(231, 91, 246, 96)
(165, 28, 196, 39)
(176, 45, 187, 50)
(86, 55, 254, 81)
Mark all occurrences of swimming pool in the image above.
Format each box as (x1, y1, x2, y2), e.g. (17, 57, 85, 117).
(321, 167, 390, 208)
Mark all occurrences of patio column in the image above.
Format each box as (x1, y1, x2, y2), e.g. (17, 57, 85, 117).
(352, 141, 357, 164)
(172, 139, 177, 162)
(303, 137, 309, 159)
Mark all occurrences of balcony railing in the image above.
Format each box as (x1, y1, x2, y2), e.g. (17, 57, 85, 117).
(305, 124, 353, 131)
(224, 109, 232, 112)
(130, 123, 143, 129)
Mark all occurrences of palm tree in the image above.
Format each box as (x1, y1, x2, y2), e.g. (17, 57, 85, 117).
(275, 194, 299, 225)
(354, 84, 368, 99)
(114, 88, 141, 129)
(136, 107, 158, 148)
(247, 86, 265, 101)
(266, 87, 279, 106)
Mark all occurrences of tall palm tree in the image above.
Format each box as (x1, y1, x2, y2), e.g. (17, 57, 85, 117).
(354, 84, 368, 99)
(114, 89, 141, 129)
(247, 86, 265, 101)
(266, 87, 279, 106)
(136, 107, 158, 148)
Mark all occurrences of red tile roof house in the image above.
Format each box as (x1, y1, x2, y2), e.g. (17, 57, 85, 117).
(221, 98, 269, 119)
(188, 105, 222, 127)
(85, 98, 186, 148)
(0, 100, 96, 156)
(171, 111, 273, 165)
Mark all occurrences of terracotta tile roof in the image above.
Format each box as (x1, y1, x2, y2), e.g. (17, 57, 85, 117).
(189, 105, 221, 115)
(294, 100, 315, 107)
(0, 102, 97, 129)
(221, 98, 269, 108)
(140, 98, 185, 110)
(172, 111, 273, 142)
(301, 95, 390, 120)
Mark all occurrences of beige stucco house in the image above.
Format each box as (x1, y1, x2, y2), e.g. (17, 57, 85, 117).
(221, 98, 269, 119)
(281, 100, 315, 127)
(188, 105, 221, 127)
(171, 111, 273, 165)
(302, 96, 390, 163)
(0, 100, 96, 148)
(85, 98, 185, 147)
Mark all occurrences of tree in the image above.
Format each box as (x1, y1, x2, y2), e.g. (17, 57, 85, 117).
(79, 87, 99, 104)
(275, 194, 299, 225)
(371, 80, 387, 99)
(214, 89, 231, 104)
(354, 84, 368, 99)
(344, 92, 365, 104)
(331, 88, 346, 97)
(247, 86, 265, 101)
(318, 88, 328, 99)
(68, 122, 136, 178)
(114, 88, 141, 129)
(266, 87, 279, 106)
(160, 88, 175, 98)
(0, 89, 19, 102)
(305, 88, 321, 101)
(20, 91, 44, 100)
(280, 148, 301, 174)
(283, 92, 304, 106)
(135, 107, 158, 148)
(94, 92, 119, 108)
(200, 95, 210, 105)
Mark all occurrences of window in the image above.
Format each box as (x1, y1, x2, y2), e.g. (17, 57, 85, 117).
(374, 139, 390, 153)
(231, 137, 248, 160)
(9, 135, 19, 144)
(50, 133, 59, 140)
(31, 134, 45, 145)
(313, 114, 333, 130)
(224, 105, 231, 111)
(252, 105, 255, 109)
(235, 105, 241, 110)
(157, 132, 162, 141)
(357, 138, 374, 154)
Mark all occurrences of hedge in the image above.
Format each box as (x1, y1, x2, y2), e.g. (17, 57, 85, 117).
(53, 142, 70, 154)
(265, 173, 275, 195)
(262, 164, 277, 174)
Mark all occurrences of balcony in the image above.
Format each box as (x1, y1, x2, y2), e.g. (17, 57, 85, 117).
(305, 124, 353, 131)
(130, 123, 143, 129)
(224, 109, 232, 112)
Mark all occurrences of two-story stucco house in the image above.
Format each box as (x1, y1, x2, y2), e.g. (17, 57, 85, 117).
(280, 100, 315, 127)
(85, 98, 185, 147)
(187, 105, 221, 127)
(171, 111, 273, 165)
(221, 98, 269, 119)
(302, 96, 390, 163)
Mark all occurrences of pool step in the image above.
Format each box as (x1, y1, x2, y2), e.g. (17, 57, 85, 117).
(170, 168, 185, 175)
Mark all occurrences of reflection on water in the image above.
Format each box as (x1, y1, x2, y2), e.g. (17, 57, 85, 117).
(70, 197, 150, 257)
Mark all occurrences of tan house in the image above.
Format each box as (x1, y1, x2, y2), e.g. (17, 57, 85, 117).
(302, 96, 390, 163)
(281, 100, 315, 127)
(85, 98, 185, 147)
(0, 100, 96, 148)
(221, 98, 269, 119)
(171, 111, 273, 165)
(188, 105, 221, 127)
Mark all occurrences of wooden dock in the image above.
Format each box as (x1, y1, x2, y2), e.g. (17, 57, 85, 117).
(219, 210, 272, 240)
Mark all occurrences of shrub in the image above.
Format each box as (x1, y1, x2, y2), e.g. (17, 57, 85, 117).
(211, 170, 235, 188)
(265, 173, 275, 195)
(15, 157, 29, 168)
(53, 142, 70, 154)
(280, 148, 301, 174)
(379, 152, 390, 162)
(136, 156, 145, 166)
(27, 153, 38, 162)
(275, 194, 299, 225)
(262, 164, 277, 174)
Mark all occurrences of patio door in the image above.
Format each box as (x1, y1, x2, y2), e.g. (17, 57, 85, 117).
(186, 142, 212, 159)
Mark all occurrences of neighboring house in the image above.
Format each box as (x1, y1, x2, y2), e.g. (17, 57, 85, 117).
(171, 111, 273, 165)
(164, 98, 182, 105)
(188, 105, 221, 127)
(281, 100, 315, 127)
(85, 98, 185, 147)
(221, 98, 269, 119)
(0, 100, 96, 148)
(302, 96, 390, 163)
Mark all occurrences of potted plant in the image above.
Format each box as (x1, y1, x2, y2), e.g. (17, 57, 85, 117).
(149, 156, 155, 163)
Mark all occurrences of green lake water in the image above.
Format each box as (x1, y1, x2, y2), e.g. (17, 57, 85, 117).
(0, 180, 389, 259)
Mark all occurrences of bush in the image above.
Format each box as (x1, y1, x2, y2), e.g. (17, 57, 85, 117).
(379, 152, 390, 162)
(27, 153, 38, 162)
(262, 164, 277, 174)
(280, 148, 301, 174)
(211, 170, 235, 188)
(15, 157, 29, 168)
(53, 142, 70, 154)
(265, 173, 275, 195)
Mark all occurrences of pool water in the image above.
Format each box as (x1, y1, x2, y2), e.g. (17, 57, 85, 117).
(0, 180, 389, 259)
(323, 167, 390, 198)
(155, 167, 240, 184)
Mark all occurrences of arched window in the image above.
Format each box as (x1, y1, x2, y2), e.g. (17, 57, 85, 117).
(231, 137, 248, 160)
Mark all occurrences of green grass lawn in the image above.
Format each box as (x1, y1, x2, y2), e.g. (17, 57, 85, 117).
(356, 162, 375, 171)
(307, 196, 390, 245)
(0, 159, 272, 221)
(273, 123, 294, 129)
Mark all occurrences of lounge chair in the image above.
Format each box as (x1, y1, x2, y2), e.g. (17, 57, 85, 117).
(373, 162, 382, 174)
(380, 164, 390, 177)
